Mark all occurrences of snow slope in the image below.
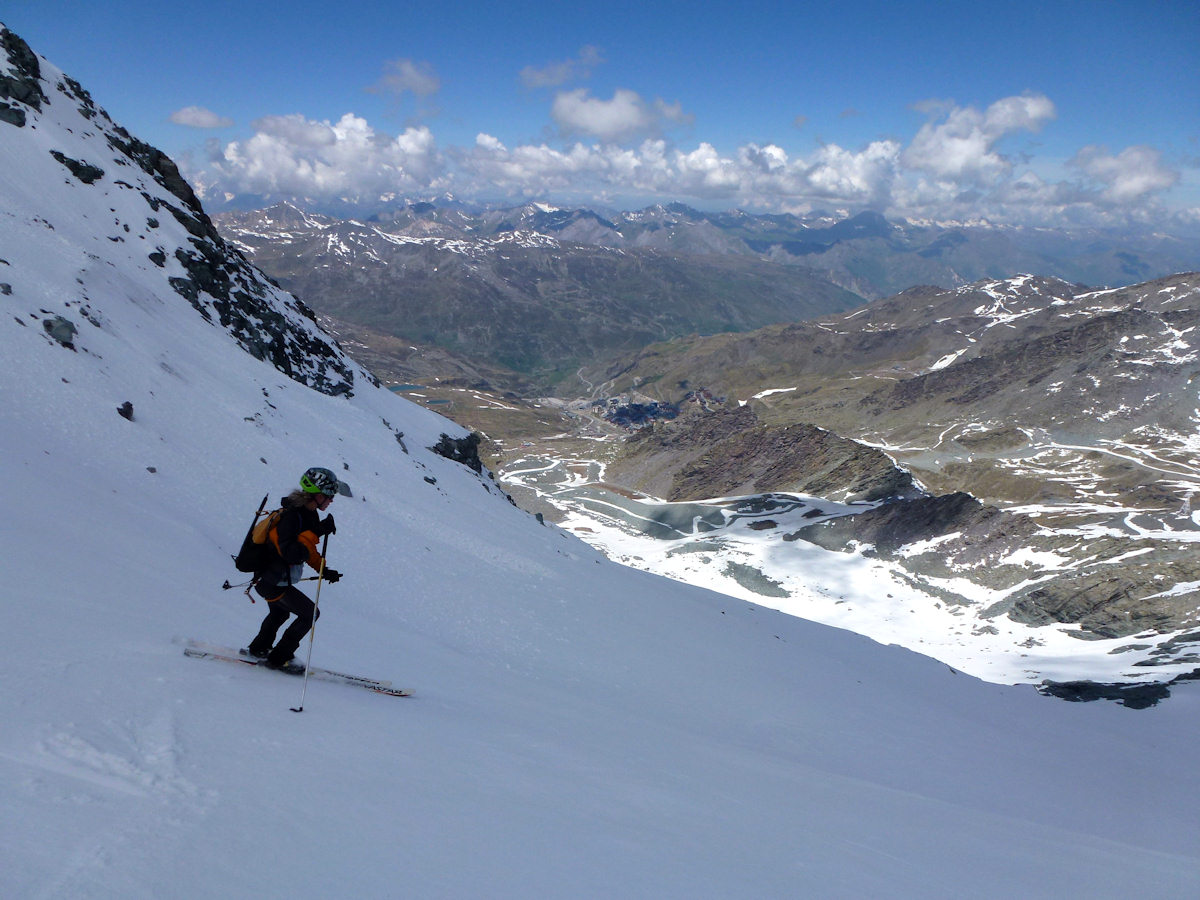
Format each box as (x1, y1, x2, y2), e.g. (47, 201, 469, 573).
(1, 25, 1199, 898)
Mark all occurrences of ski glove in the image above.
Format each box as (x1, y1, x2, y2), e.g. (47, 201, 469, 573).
(317, 514, 336, 536)
(322, 568, 342, 584)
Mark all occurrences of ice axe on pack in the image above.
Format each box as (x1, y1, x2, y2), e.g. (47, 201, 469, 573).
(222, 575, 323, 592)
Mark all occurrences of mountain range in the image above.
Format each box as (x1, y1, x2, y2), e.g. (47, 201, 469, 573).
(218, 198, 1200, 302)
(214, 200, 1200, 391)
(215, 202, 862, 387)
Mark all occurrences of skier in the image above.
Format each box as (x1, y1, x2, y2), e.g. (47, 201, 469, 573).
(246, 467, 343, 671)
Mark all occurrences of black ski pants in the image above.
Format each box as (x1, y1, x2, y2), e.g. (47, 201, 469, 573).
(249, 584, 321, 662)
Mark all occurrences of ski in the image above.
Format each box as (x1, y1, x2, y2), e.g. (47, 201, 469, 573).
(182, 641, 412, 697)
(182, 638, 392, 685)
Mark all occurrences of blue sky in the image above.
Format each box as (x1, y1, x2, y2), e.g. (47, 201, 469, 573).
(5, 1, 1198, 224)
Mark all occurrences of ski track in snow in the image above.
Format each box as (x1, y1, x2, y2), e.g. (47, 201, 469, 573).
(3, 708, 218, 900)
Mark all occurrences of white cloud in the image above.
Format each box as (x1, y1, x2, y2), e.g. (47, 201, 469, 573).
(654, 99, 693, 128)
(451, 135, 899, 208)
(520, 46, 604, 88)
(189, 91, 1188, 226)
(673, 143, 743, 196)
(806, 140, 901, 203)
(904, 93, 1056, 183)
(475, 133, 506, 153)
(456, 137, 612, 198)
(985, 94, 1057, 132)
(170, 106, 233, 129)
(551, 88, 651, 142)
(551, 88, 692, 143)
(210, 113, 443, 200)
(1070, 144, 1180, 203)
(250, 114, 338, 148)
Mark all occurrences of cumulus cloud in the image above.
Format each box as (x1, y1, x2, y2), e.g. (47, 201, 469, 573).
(520, 46, 604, 88)
(170, 106, 233, 128)
(368, 58, 441, 99)
(208, 113, 443, 200)
(449, 133, 900, 208)
(1070, 144, 1179, 203)
(551, 88, 693, 143)
(904, 93, 1056, 183)
(188, 90, 1187, 226)
(807, 140, 901, 204)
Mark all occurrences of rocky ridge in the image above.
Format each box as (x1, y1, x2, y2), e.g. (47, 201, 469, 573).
(0, 27, 356, 397)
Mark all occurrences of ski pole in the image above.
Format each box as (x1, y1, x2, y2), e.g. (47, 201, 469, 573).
(290, 531, 330, 713)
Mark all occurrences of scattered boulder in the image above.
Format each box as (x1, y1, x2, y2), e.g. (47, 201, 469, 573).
(42, 315, 77, 348)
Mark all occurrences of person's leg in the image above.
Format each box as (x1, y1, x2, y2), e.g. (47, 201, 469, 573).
(247, 590, 291, 657)
(266, 587, 320, 666)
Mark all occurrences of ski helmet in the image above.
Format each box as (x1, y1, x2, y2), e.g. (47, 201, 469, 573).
(300, 466, 339, 495)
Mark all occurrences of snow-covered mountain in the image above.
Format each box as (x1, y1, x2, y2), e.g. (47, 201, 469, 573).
(214, 198, 1200, 304)
(3, 24, 1200, 898)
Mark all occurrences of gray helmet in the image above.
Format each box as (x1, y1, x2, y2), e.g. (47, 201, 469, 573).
(300, 466, 339, 495)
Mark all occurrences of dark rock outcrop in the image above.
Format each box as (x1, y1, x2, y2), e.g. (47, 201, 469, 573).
(49, 150, 104, 184)
(432, 432, 485, 474)
(0, 28, 47, 125)
(1010, 565, 1199, 638)
(610, 405, 919, 503)
(786, 491, 993, 554)
(1036, 679, 1172, 709)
